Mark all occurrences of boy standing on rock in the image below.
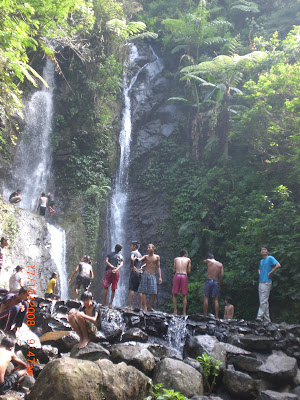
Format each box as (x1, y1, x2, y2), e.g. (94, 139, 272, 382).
(137, 244, 162, 312)
(203, 253, 224, 319)
(172, 249, 191, 316)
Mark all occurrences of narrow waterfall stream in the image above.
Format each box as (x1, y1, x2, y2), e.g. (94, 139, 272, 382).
(108, 45, 164, 306)
(4, 59, 55, 210)
(2, 58, 68, 298)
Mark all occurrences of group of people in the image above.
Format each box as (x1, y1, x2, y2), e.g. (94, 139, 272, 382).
(8, 189, 55, 216)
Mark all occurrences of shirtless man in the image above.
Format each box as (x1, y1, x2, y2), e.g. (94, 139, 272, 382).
(172, 249, 191, 316)
(224, 296, 234, 319)
(137, 244, 162, 312)
(203, 253, 224, 319)
(0, 337, 28, 396)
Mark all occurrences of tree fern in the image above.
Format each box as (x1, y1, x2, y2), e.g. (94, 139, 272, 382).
(231, 0, 260, 14)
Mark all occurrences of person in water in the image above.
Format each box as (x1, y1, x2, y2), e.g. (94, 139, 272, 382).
(172, 249, 191, 316)
(137, 244, 162, 312)
(224, 296, 234, 319)
(68, 291, 100, 349)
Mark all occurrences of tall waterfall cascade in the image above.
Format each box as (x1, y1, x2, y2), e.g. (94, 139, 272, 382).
(108, 45, 164, 306)
(3, 59, 55, 210)
(2, 58, 68, 298)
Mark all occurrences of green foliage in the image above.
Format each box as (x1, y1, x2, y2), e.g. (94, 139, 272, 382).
(196, 353, 222, 395)
(145, 381, 188, 400)
(0, 198, 19, 247)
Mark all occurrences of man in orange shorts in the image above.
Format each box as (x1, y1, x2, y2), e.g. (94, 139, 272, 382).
(102, 244, 123, 307)
(172, 249, 191, 316)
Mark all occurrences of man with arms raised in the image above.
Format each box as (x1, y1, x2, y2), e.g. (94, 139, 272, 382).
(203, 253, 224, 319)
(172, 249, 191, 316)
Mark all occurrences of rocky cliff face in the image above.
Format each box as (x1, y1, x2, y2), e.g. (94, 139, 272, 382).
(0, 197, 63, 296)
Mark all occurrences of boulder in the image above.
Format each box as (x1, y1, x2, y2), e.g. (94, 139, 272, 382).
(70, 342, 110, 361)
(110, 343, 155, 374)
(258, 351, 297, 384)
(39, 330, 79, 352)
(184, 335, 226, 369)
(238, 334, 274, 351)
(95, 359, 149, 400)
(153, 357, 203, 398)
(36, 345, 59, 363)
(27, 358, 104, 400)
(122, 328, 148, 343)
(258, 390, 298, 400)
(223, 369, 256, 399)
(227, 354, 263, 372)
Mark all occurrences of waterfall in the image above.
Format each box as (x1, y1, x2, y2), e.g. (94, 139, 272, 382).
(47, 223, 68, 300)
(166, 315, 188, 354)
(3, 58, 55, 210)
(108, 45, 164, 306)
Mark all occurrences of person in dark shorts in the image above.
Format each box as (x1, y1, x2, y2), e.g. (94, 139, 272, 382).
(172, 249, 191, 316)
(0, 337, 28, 396)
(126, 241, 143, 310)
(68, 255, 94, 300)
(9, 189, 22, 205)
(203, 253, 224, 319)
(37, 192, 48, 216)
(0, 287, 29, 333)
(68, 291, 100, 349)
(102, 244, 124, 307)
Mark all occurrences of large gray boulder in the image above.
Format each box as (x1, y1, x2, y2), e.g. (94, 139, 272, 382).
(110, 343, 155, 374)
(27, 358, 105, 400)
(227, 354, 263, 372)
(258, 351, 297, 384)
(70, 341, 110, 361)
(223, 370, 256, 399)
(153, 357, 203, 398)
(95, 359, 149, 400)
(258, 390, 298, 400)
(27, 357, 149, 400)
(184, 335, 226, 369)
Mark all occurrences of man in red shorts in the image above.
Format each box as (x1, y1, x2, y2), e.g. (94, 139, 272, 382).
(172, 249, 191, 316)
(102, 244, 123, 307)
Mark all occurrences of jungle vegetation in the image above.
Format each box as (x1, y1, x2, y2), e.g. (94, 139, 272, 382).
(0, 0, 299, 321)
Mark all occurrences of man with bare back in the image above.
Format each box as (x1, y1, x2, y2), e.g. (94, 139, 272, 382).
(0, 337, 28, 396)
(172, 249, 191, 316)
(137, 244, 162, 312)
(203, 253, 224, 319)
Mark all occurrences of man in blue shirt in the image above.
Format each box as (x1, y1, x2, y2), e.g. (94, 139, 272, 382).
(256, 245, 281, 322)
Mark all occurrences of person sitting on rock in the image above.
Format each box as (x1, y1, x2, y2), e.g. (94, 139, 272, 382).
(9, 189, 22, 205)
(0, 336, 28, 396)
(0, 287, 29, 334)
(68, 291, 100, 349)
(9, 266, 25, 294)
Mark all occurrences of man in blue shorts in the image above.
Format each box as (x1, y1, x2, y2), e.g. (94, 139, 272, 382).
(203, 253, 224, 319)
(256, 245, 281, 322)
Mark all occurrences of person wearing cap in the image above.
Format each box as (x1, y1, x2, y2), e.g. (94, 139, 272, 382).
(9, 266, 25, 294)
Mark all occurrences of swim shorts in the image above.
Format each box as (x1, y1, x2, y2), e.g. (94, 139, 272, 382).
(102, 269, 120, 291)
(204, 279, 219, 298)
(84, 319, 97, 339)
(138, 272, 157, 295)
(128, 270, 142, 292)
(0, 372, 21, 395)
(75, 275, 91, 290)
(172, 273, 188, 295)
